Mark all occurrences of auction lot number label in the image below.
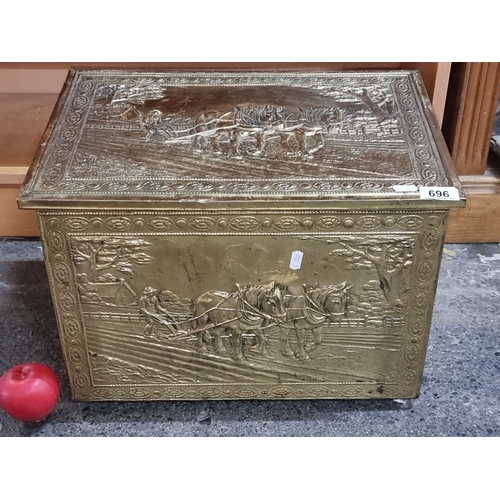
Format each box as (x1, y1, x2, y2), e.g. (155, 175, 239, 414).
(419, 186, 460, 201)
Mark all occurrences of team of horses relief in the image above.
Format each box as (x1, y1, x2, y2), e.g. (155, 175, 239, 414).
(138, 280, 352, 363)
(90, 82, 399, 161)
(73, 232, 410, 384)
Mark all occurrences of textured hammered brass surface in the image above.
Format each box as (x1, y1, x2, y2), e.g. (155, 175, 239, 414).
(39, 209, 447, 400)
(19, 70, 464, 400)
(19, 70, 464, 209)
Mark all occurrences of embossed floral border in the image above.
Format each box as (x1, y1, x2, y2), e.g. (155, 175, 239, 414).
(24, 71, 452, 201)
(38, 209, 446, 401)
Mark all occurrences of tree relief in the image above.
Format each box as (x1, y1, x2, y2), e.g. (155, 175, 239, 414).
(71, 236, 153, 283)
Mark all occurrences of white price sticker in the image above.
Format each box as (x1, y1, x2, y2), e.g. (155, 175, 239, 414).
(419, 186, 460, 201)
(392, 184, 418, 193)
(289, 250, 304, 270)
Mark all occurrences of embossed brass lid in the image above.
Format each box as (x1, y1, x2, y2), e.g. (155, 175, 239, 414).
(18, 69, 465, 210)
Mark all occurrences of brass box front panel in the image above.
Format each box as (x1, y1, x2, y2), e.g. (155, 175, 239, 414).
(39, 209, 447, 401)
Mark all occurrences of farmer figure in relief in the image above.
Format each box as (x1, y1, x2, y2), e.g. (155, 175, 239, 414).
(139, 286, 160, 336)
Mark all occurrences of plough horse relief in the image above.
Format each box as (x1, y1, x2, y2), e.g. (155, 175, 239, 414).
(280, 282, 352, 361)
(113, 99, 344, 157)
(138, 280, 352, 363)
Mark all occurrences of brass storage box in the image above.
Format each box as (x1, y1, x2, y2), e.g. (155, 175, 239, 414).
(18, 70, 465, 401)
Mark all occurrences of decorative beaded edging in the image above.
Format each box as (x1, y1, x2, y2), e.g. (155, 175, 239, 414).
(27, 72, 450, 199)
(39, 210, 445, 400)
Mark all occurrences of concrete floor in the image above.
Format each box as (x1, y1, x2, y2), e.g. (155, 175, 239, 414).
(0, 238, 499, 437)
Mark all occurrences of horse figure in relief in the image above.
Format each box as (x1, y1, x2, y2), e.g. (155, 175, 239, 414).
(274, 106, 342, 156)
(280, 282, 352, 361)
(192, 105, 284, 156)
(193, 281, 288, 362)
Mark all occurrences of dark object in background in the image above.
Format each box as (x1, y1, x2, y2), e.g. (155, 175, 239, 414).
(490, 98, 500, 157)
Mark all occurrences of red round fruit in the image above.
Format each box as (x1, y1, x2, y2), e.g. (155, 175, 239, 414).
(0, 363, 60, 422)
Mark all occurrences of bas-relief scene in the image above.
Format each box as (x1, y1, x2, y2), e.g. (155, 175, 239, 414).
(71, 82, 413, 181)
(71, 233, 415, 387)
